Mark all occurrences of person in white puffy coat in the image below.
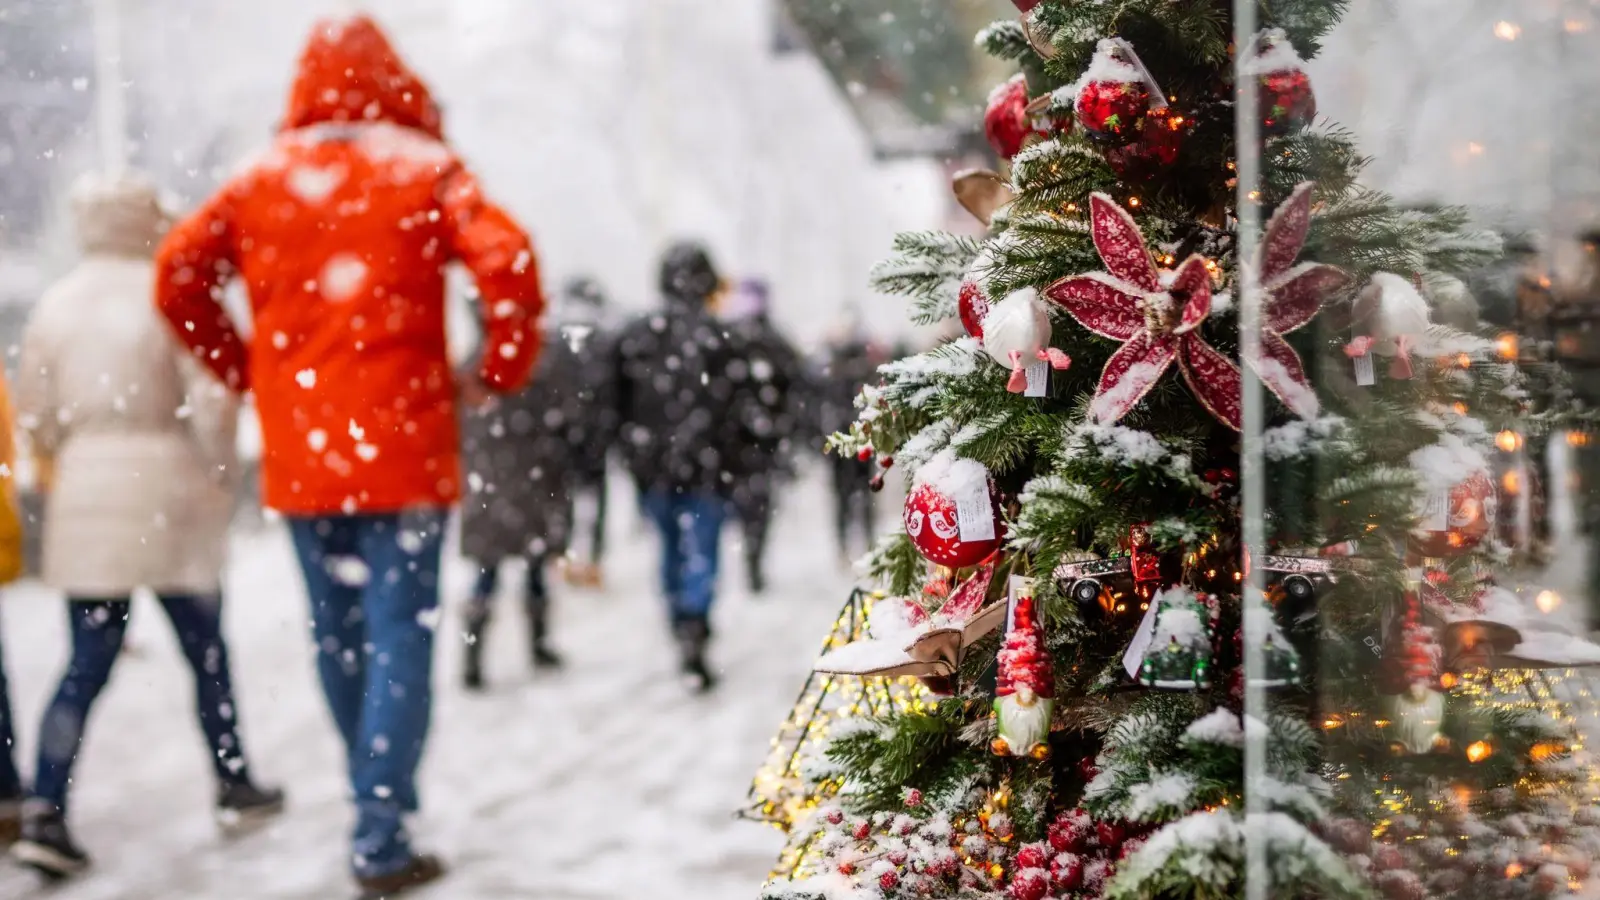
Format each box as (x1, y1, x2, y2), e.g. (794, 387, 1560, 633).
(8, 174, 283, 878)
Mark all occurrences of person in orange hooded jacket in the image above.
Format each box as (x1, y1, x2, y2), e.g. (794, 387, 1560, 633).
(154, 15, 542, 895)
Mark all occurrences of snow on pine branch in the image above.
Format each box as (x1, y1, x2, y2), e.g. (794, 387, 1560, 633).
(869, 232, 981, 325)
(898, 419, 957, 477)
(1063, 421, 1200, 486)
(1258, 414, 1347, 461)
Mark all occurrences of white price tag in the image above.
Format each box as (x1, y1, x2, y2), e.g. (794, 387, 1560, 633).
(1122, 599, 1159, 679)
(1023, 360, 1049, 397)
(1353, 353, 1375, 386)
(1421, 489, 1448, 531)
(955, 485, 996, 542)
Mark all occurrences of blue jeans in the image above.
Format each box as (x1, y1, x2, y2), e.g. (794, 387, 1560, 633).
(287, 510, 444, 878)
(639, 489, 725, 624)
(33, 595, 250, 814)
(0, 613, 20, 801)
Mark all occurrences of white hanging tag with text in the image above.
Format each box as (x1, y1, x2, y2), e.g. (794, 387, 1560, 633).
(955, 483, 996, 542)
(1024, 360, 1049, 397)
(1122, 599, 1160, 679)
(1353, 353, 1375, 386)
(1421, 488, 1449, 531)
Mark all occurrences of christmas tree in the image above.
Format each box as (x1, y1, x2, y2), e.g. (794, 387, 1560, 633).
(751, 1, 1600, 899)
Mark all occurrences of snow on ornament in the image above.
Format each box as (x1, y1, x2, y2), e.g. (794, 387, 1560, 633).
(991, 577, 1054, 759)
(1072, 39, 1158, 147)
(1243, 29, 1316, 136)
(904, 451, 1003, 569)
(1046, 193, 1242, 429)
(981, 288, 1071, 394)
(1351, 273, 1431, 380)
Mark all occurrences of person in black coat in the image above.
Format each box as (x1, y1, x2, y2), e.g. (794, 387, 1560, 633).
(611, 241, 749, 691)
(721, 278, 806, 594)
(458, 301, 602, 687)
(554, 276, 619, 588)
(818, 315, 890, 561)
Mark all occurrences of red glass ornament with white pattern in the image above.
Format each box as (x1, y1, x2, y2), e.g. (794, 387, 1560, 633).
(903, 454, 1003, 568)
(959, 278, 991, 339)
(1073, 40, 1152, 146)
(984, 75, 1035, 160)
(1410, 469, 1496, 559)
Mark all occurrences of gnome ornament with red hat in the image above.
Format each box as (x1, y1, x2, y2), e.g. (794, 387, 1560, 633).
(1380, 588, 1447, 755)
(992, 577, 1055, 759)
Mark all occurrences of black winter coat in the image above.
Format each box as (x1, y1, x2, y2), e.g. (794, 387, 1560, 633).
(459, 324, 597, 564)
(725, 314, 807, 483)
(611, 294, 749, 495)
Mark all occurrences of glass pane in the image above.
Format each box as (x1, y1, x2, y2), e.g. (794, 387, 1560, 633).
(1240, 2, 1600, 899)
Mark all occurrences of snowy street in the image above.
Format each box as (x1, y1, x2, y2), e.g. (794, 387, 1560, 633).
(0, 469, 857, 899)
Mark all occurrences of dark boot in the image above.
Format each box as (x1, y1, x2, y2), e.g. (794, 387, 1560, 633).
(525, 593, 564, 670)
(12, 803, 89, 879)
(355, 852, 447, 898)
(462, 600, 491, 691)
(0, 798, 19, 847)
(216, 781, 286, 836)
(674, 619, 717, 693)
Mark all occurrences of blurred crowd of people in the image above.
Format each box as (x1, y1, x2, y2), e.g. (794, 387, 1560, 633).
(0, 13, 893, 899)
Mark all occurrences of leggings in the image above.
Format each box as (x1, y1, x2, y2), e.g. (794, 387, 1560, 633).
(32, 595, 251, 813)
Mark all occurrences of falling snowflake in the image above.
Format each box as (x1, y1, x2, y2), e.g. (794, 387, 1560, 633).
(321, 253, 369, 302)
(286, 163, 346, 203)
(296, 368, 317, 388)
(307, 428, 328, 451)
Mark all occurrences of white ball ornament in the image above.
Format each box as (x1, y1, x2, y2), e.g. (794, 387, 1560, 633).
(981, 288, 1069, 393)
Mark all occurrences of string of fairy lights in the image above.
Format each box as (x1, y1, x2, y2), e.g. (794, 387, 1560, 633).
(742, 589, 936, 879)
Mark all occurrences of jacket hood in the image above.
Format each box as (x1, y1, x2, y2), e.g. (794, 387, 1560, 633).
(659, 241, 720, 310)
(282, 14, 443, 138)
(70, 172, 171, 259)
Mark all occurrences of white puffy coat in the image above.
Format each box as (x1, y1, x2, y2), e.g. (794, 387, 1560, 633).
(17, 176, 240, 596)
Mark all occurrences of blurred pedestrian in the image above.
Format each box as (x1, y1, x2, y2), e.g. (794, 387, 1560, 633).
(12, 174, 283, 878)
(458, 286, 608, 688)
(720, 278, 805, 594)
(554, 276, 619, 589)
(612, 242, 746, 691)
(0, 362, 27, 848)
(819, 312, 889, 562)
(153, 16, 542, 896)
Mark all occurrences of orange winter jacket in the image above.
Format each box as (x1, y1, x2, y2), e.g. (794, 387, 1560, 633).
(155, 15, 543, 516)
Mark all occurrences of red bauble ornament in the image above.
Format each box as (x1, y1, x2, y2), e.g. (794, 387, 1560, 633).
(879, 870, 901, 891)
(985, 76, 1034, 160)
(1010, 0, 1041, 11)
(1259, 69, 1316, 135)
(1409, 469, 1496, 558)
(903, 453, 1002, 568)
(1094, 821, 1125, 849)
(959, 278, 991, 339)
(1049, 853, 1084, 891)
(1008, 868, 1050, 900)
(1246, 29, 1316, 136)
(1103, 106, 1191, 180)
(1014, 844, 1049, 871)
(1074, 41, 1152, 146)
(1048, 809, 1093, 852)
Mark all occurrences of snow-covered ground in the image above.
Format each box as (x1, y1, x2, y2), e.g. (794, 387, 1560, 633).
(0, 467, 862, 899)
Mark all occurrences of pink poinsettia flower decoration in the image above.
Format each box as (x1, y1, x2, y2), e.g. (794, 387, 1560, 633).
(1045, 193, 1242, 430)
(1247, 182, 1352, 417)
